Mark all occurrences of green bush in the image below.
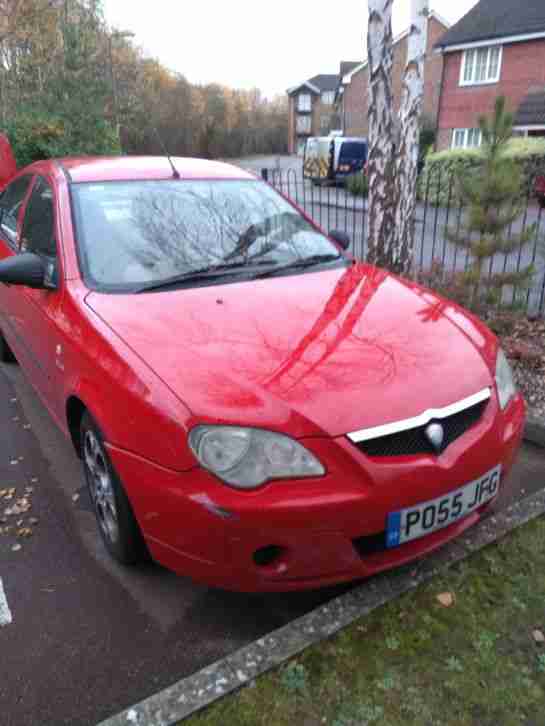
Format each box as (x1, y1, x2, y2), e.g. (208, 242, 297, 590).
(3, 109, 121, 168)
(418, 137, 545, 206)
(346, 172, 369, 198)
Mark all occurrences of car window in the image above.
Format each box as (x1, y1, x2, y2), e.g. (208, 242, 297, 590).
(339, 142, 367, 163)
(71, 180, 342, 292)
(21, 177, 57, 258)
(0, 175, 33, 248)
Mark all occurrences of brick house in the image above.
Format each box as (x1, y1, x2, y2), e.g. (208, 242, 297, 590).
(435, 0, 545, 150)
(336, 11, 450, 138)
(287, 75, 340, 155)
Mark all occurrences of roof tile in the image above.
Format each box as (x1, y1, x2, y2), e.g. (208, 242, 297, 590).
(436, 0, 545, 49)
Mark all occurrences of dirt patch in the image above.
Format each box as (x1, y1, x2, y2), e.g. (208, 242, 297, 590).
(498, 316, 545, 420)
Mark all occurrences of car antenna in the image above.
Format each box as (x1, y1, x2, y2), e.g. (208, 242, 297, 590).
(153, 128, 180, 179)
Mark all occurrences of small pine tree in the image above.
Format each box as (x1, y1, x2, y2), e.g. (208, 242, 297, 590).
(447, 96, 536, 313)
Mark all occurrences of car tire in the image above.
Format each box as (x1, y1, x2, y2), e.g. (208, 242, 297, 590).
(0, 331, 16, 363)
(80, 411, 147, 565)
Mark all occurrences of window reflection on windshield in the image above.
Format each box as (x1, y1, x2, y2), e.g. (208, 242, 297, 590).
(71, 180, 340, 291)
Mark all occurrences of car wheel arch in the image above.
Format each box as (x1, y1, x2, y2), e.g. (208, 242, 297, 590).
(66, 388, 118, 459)
(66, 395, 87, 457)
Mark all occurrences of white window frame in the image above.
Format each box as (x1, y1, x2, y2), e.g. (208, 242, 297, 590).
(320, 115, 330, 131)
(321, 91, 335, 106)
(298, 93, 311, 112)
(296, 115, 311, 134)
(451, 128, 483, 149)
(513, 125, 545, 137)
(459, 45, 503, 86)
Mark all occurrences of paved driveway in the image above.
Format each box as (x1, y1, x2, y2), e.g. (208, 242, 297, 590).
(0, 360, 544, 726)
(227, 154, 302, 175)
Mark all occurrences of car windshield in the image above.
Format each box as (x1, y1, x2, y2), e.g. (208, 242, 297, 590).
(71, 179, 343, 292)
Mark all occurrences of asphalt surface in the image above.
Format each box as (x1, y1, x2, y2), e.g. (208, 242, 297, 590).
(0, 359, 544, 726)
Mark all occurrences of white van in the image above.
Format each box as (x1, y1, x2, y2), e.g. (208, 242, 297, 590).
(303, 136, 368, 184)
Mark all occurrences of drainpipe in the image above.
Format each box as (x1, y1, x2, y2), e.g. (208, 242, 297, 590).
(434, 47, 446, 152)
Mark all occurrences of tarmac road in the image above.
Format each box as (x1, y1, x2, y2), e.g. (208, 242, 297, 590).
(0, 359, 543, 726)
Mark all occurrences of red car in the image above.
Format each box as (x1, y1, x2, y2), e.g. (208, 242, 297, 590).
(0, 149, 525, 592)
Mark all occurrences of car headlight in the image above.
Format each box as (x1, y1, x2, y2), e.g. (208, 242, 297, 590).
(188, 426, 325, 489)
(495, 348, 517, 410)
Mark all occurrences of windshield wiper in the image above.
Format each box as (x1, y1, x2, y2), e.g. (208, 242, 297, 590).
(253, 253, 345, 280)
(135, 261, 271, 293)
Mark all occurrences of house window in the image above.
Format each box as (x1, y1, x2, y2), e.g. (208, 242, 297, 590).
(320, 115, 330, 132)
(460, 46, 502, 86)
(298, 93, 311, 112)
(321, 91, 335, 106)
(296, 115, 311, 134)
(452, 128, 483, 149)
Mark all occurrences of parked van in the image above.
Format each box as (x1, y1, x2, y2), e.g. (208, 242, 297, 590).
(303, 136, 368, 184)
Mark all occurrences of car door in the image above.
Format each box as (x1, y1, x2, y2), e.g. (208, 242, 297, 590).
(12, 175, 65, 417)
(0, 174, 34, 353)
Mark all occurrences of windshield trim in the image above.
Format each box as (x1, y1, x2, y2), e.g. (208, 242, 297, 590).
(69, 178, 345, 295)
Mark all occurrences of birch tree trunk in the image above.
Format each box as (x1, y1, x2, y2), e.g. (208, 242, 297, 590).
(393, 0, 429, 275)
(366, 0, 397, 269)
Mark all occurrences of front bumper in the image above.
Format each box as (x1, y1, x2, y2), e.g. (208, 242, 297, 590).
(107, 393, 526, 592)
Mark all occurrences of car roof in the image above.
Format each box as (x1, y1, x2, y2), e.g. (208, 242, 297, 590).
(54, 156, 255, 183)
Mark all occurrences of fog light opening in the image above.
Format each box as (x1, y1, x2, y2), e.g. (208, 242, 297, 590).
(253, 545, 284, 568)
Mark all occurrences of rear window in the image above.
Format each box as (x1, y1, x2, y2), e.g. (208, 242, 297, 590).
(339, 142, 367, 163)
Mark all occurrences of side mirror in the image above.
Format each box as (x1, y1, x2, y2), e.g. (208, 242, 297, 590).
(0, 253, 49, 289)
(329, 230, 351, 250)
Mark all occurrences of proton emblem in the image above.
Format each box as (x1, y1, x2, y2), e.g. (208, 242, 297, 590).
(425, 422, 444, 452)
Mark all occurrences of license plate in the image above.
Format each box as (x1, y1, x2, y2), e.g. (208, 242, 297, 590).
(386, 465, 501, 548)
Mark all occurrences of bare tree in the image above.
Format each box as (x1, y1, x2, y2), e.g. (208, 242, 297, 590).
(366, 0, 397, 270)
(393, 0, 429, 275)
(366, 0, 428, 275)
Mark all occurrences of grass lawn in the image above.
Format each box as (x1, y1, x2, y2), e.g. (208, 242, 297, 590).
(185, 515, 545, 726)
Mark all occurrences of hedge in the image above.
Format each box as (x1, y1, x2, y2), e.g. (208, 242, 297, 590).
(418, 137, 545, 206)
(3, 109, 121, 168)
(346, 171, 369, 198)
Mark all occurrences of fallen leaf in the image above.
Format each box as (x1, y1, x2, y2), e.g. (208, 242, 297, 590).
(29, 517, 39, 525)
(11, 543, 22, 552)
(72, 494, 80, 503)
(533, 629, 545, 644)
(437, 592, 455, 608)
(4, 498, 31, 516)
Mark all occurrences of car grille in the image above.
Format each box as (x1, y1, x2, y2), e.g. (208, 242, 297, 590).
(353, 399, 488, 458)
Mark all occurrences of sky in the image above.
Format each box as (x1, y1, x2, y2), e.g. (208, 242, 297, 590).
(102, 0, 479, 99)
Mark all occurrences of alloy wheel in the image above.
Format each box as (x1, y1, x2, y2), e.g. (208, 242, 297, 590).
(84, 430, 119, 544)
